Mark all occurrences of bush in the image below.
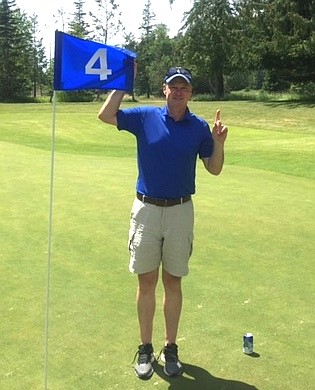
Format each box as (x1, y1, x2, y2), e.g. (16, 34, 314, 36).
(192, 89, 315, 102)
(290, 82, 315, 97)
(192, 93, 216, 101)
(57, 90, 96, 102)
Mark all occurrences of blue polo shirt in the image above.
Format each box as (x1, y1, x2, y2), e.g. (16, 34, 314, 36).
(116, 105, 213, 198)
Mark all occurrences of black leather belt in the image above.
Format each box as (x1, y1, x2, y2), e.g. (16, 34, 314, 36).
(136, 192, 191, 207)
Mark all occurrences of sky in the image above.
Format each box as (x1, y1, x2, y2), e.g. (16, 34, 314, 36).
(15, 0, 193, 55)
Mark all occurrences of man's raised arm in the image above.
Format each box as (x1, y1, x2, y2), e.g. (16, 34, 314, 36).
(98, 90, 126, 126)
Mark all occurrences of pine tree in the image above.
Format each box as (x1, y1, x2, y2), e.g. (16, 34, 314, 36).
(136, 0, 157, 97)
(29, 14, 48, 97)
(0, 0, 32, 100)
(68, 0, 90, 38)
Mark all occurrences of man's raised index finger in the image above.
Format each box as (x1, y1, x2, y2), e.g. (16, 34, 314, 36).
(215, 109, 221, 122)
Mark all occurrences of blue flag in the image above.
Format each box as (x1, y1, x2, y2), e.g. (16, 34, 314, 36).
(54, 31, 136, 91)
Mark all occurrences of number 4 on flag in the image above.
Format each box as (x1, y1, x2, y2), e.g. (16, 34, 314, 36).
(85, 49, 113, 80)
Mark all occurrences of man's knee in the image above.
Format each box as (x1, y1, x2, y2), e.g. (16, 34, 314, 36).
(138, 269, 159, 293)
(162, 269, 182, 291)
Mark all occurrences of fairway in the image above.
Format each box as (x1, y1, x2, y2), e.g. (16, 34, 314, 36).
(0, 100, 314, 389)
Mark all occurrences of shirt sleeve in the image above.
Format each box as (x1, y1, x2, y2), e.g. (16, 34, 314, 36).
(199, 123, 214, 158)
(116, 107, 144, 136)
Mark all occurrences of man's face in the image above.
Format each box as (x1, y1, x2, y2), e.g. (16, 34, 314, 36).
(163, 78, 192, 108)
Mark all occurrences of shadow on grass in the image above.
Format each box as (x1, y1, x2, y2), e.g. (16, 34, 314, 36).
(153, 362, 258, 389)
(263, 100, 315, 108)
(246, 352, 260, 358)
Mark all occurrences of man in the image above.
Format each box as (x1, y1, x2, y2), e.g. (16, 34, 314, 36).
(98, 66, 228, 379)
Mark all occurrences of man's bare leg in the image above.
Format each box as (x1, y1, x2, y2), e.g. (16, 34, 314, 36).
(137, 268, 159, 344)
(162, 268, 182, 345)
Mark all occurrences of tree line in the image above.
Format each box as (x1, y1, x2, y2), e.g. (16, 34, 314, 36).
(0, 0, 314, 102)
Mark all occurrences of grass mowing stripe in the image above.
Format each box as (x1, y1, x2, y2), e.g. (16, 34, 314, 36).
(1, 101, 314, 178)
(227, 126, 315, 179)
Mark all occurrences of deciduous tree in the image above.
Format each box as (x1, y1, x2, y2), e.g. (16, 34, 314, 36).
(89, 0, 124, 44)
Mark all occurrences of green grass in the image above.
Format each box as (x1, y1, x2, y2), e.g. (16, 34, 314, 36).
(0, 100, 314, 389)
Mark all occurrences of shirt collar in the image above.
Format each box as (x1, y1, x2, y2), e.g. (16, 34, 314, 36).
(162, 105, 191, 122)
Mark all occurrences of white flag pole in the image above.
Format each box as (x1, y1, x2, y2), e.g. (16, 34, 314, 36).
(44, 90, 57, 390)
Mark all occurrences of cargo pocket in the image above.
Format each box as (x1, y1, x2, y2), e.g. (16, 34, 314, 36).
(188, 233, 194, 259)
(128, 230, 136, 254)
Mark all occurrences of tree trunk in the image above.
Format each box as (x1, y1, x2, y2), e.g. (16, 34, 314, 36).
(215, 71, 224, 100)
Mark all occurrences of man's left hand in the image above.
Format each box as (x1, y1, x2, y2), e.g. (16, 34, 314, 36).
(212, 109, 228, 144)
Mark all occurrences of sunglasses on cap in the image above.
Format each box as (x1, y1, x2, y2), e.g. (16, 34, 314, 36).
(164, 67, 192, 84)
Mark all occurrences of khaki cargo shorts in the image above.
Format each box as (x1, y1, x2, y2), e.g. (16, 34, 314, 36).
(128, 198, 194, 277)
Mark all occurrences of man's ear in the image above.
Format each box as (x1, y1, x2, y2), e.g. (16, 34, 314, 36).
(162, 83, 167, 96)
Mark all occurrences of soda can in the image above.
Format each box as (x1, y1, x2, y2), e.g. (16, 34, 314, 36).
(243, 333, 254, 354)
